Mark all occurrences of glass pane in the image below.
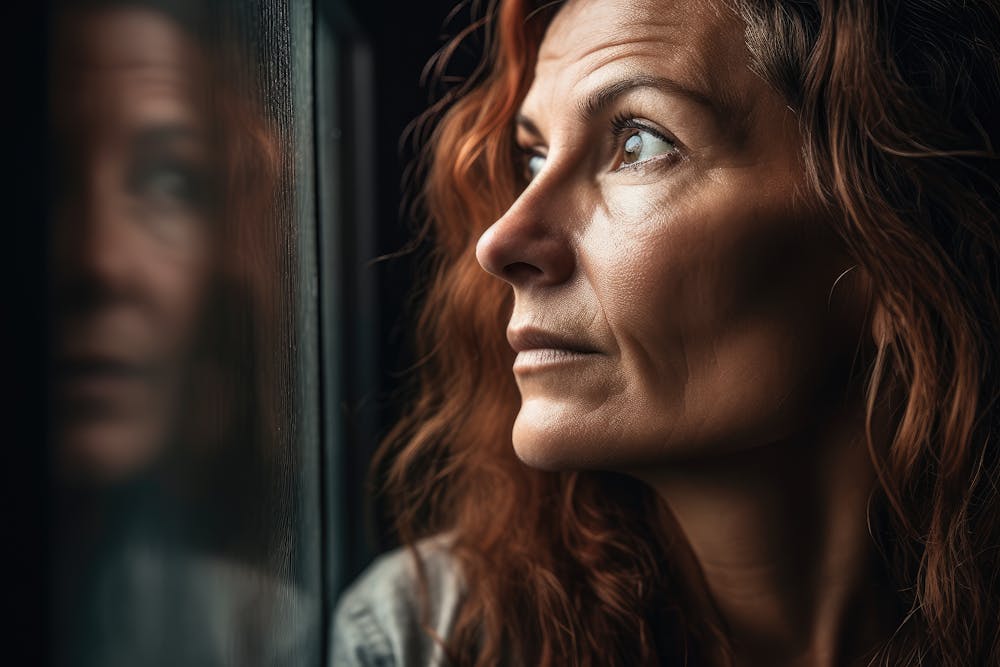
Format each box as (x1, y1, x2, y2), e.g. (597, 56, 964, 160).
(47, 1, 321, 664)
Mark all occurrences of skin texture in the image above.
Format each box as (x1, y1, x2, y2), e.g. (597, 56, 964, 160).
(50, 9, 214, 484)
(477, 0, 868, 467)
(476, 0, 898, 664)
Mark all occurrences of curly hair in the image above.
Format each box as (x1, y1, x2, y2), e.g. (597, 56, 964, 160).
(377, 0, 1000, 664)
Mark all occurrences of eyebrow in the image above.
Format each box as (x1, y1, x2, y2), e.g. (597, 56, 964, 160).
(515, 113, 543, 140)
(516, 73, 743, 141)
(132, 124, 205, 152)
(578, 74, 719, 120)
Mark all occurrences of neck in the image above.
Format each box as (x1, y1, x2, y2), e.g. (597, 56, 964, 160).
(638, 398, 900, 666)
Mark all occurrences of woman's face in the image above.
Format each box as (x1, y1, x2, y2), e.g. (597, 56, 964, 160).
(476, 0, 870, 471)
(50, 8, 215, 483)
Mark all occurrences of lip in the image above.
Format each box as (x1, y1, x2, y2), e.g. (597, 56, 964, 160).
(507, 327, 600, 355)
(508, 327, 601, 373)
(52, 356, 152, 398)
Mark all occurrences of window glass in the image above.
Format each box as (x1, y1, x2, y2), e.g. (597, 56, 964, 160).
(48, 1, 321, 664)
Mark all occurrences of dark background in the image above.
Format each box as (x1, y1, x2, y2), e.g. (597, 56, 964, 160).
(346, 0, 481, 398)
(333, 0, 486, 567)
(5, 2, 51, 664)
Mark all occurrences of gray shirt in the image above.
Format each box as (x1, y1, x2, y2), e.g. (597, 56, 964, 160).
(332, 537, 463, 666)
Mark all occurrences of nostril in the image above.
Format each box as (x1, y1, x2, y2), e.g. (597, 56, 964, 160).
(475, 205, 575, 286)
(503, 262, 544, 283)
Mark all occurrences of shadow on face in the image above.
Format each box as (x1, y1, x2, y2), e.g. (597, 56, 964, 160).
(476, 0, 872, 471)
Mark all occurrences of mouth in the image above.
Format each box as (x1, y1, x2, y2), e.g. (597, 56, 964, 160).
(52, 356, 153, 404)
(507, 327, 601, 354)
(507, 327, 601, 372)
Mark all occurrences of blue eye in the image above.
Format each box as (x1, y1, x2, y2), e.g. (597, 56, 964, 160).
(526, 153, 546, 182)
(129, 157, 210, 210)
(618, 128, 677, 169)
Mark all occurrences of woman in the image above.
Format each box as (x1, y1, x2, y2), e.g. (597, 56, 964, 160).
(334, 0, 1000, 665)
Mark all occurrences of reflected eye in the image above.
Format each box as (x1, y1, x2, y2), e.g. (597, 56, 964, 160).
(612, 117, 680, 170)
(125, 153, 215, 246)
(128, 158, 211, 211)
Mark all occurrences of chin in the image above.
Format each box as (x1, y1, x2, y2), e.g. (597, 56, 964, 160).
(511, 435, 575, 471)
(510, 399, 625, 472)
(56, 419, 163, 484)
(510, 396, 762, 474)
(511, 397, 580, 470)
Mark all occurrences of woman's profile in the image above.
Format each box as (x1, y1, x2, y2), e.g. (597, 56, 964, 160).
(334, 0, 1000, 665)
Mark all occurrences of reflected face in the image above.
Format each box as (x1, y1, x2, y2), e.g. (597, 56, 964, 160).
(476, 0, 869, 471)
(50, 9, 215, 482)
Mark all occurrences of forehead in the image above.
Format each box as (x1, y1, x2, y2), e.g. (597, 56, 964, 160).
(523, 0, 747, 120)
(54, 9, 207, 131)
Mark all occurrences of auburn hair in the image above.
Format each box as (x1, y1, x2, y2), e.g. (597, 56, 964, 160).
(378, 0, 1000, 664)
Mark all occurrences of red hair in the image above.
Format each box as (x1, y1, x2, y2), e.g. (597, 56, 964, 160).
(379, 0, 1000, 664)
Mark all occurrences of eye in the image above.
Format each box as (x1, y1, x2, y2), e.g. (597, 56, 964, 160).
(527, 154, 546, 180)
(611, 117, 680, 171)
(519, 150, 546, 184)
(128, 157, 211, 211)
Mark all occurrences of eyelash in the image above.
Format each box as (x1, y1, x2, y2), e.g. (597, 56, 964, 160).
(517, 145, 545, 185)
(515, 112, 682, 182)
(609, 112, 681, 171)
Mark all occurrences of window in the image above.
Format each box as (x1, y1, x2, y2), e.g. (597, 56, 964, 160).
(16, 1, 465, 664)
(47, 1, 322, 664)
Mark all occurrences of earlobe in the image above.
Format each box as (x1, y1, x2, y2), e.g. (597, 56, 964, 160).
(828, 265, 859, 307)
(830, 262, 887, 358)
(827, 261, 879, 340)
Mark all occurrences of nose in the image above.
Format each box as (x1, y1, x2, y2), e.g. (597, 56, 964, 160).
(475, 178, 575, 287)
(53, 164, 140, 303)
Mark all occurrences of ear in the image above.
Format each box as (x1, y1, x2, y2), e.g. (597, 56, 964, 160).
(834, 262, 886, 350)
(830, 262, 882, 351)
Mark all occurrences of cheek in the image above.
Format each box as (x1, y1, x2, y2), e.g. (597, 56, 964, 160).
(138, 223, 213, 356)
(595, 179, 864, 455)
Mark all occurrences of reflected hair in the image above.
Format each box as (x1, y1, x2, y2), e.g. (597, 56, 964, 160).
(54, 0, 297, 571)
(378, 0, 1000, 664)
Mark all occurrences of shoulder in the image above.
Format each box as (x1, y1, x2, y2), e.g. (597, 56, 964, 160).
(332, 535, 463, 667)
(86, 544, 317, 666)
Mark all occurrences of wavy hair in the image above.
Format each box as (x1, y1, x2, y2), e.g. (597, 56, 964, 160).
(378, 0, 1000, 664)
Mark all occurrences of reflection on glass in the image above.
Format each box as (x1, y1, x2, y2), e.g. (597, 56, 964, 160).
(49, 1, 317, 665)
(50, 4, 215, 486)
